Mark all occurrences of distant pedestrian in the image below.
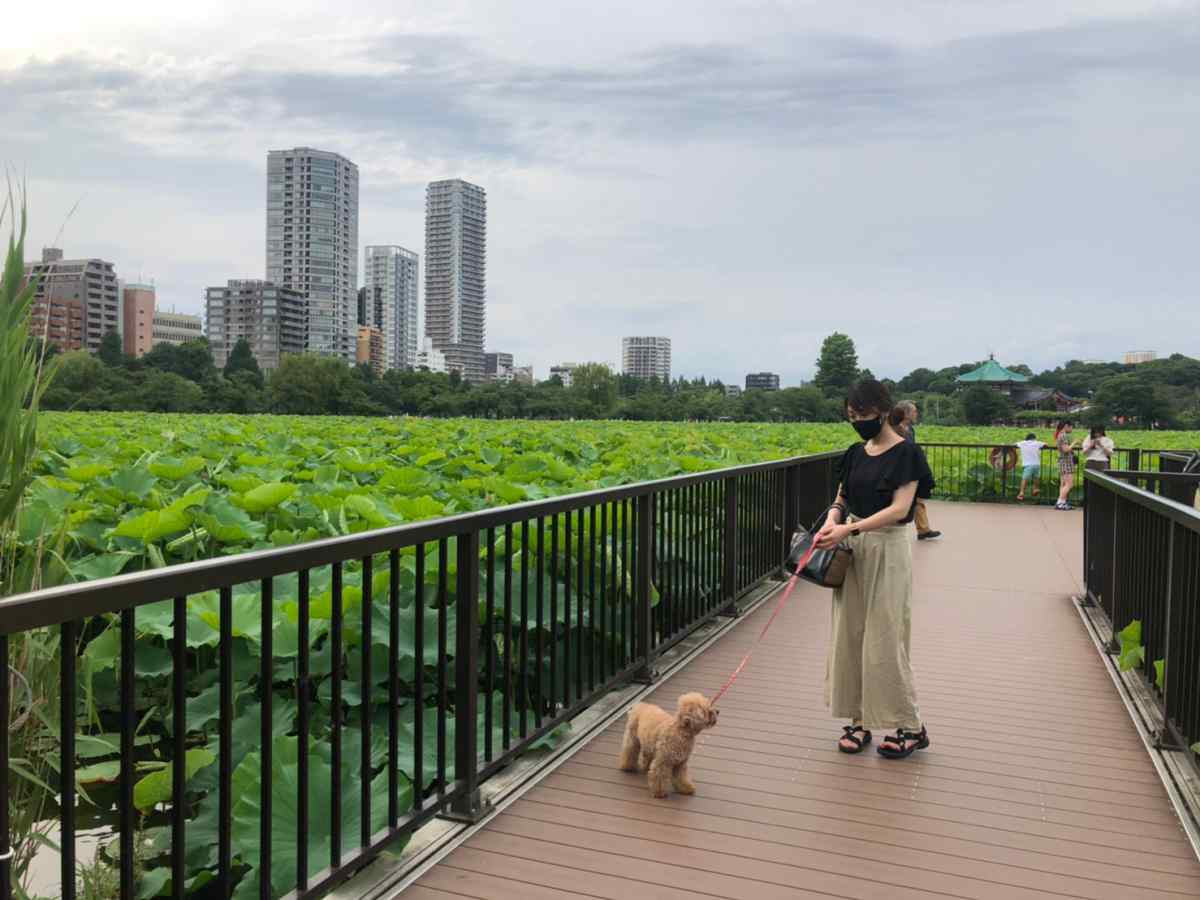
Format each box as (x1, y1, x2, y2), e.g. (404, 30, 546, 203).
(1054, 421, 1078, 510)
(1015, 432, 1045, 501)
(1081, 426, 1115, 472)
(897, 401, 941, 540)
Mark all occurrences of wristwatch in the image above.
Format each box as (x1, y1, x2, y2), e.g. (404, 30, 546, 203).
(849, 526, 861, 536)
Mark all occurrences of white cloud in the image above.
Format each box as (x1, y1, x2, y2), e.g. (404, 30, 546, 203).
(2, 0, 1199, 384)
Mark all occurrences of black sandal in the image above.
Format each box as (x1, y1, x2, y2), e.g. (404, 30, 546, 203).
(838, 725, 872, 754)
(877, 726, 929, 759)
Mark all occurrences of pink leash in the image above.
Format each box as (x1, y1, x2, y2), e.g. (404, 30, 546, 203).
(711, 543, 816, 704)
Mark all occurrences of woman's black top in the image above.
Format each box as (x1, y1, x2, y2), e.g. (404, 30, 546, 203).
(837, 440, 935, 523)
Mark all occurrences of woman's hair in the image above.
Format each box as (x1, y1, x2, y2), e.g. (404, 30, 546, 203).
(1054, 420, 1071, 440)
(1026, 432, 1037, 441)
(896, 400, 917, 418)
(1090, 425, 1106, 438)
(846, 379, 906, 427)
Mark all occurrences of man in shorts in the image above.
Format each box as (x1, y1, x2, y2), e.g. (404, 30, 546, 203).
(1016, 433, 1045, 501)
(898, 401, 941, 540)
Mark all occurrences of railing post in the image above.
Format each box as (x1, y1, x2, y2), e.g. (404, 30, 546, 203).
(634, 493, 657, 683)
(1156, 520, 1176, 748)
(446, 530, 488, 822)
(781, 465, 799, 566)
(1129, 448, 1142, 472)
(1080, 476, 1093, 606)
(720, 475, 739, 616)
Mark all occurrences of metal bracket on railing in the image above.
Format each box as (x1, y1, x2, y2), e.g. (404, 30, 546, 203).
(718, 602, 741, 619)
(441, 791, 492, 825)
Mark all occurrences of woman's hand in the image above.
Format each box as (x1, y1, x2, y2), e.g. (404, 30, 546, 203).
(815, 522, 851, 550)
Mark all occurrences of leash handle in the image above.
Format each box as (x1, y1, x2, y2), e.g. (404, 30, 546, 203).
(711, 543, 817, 704)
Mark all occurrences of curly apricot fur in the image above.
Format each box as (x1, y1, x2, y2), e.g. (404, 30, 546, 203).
(617, 692, 718, 798)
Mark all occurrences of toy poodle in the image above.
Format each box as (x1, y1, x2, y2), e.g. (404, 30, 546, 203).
(617, 692, 718, 798)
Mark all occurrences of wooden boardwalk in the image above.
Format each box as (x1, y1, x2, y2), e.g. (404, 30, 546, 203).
(406, 503, 1200, 900)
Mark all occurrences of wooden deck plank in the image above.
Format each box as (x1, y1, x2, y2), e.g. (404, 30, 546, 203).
(409, 503, 1200, 899)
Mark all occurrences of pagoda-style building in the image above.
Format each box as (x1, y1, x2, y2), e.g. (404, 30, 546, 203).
(956, 356, 1075, 411)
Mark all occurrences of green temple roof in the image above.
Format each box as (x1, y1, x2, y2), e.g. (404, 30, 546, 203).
(955, 358, 1031, 383)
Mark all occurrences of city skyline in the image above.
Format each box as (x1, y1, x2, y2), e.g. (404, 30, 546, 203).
(8, 2, 1200, 384)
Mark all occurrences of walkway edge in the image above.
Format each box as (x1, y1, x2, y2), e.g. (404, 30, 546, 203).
(1073, 594, 1200, 861)
(333, 579, 788, 900)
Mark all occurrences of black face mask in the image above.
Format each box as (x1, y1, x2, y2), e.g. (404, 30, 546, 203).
(852, 417, 883, 441)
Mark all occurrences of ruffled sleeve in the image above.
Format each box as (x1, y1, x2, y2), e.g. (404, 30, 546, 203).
(880, 442, 935, 499)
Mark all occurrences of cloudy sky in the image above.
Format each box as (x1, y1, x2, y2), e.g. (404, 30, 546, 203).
(3, 1, 1198, 384)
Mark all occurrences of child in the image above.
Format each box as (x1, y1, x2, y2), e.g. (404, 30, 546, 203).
(1016, 432, 1044, 501)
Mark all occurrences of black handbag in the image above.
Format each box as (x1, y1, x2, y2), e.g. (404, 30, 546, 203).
(783, 506, 853, 588)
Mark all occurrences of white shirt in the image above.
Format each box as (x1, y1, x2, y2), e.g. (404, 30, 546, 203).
(1082, 436, 1114, 463)
(1016, 440, 1044, 467)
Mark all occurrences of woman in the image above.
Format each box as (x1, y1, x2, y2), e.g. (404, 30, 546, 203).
(815, 379, 934, 759)
(1081, 425, 1114, 472)
(1054, 421, 1077, 510)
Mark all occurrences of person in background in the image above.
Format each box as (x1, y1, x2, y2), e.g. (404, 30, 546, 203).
(817, 380, 934, 759)
(1054, 421, 1078, 510)
(896, 401, 941, 540)
(1015, 432, 1045, 501)
(1081, 425, 1115, 472)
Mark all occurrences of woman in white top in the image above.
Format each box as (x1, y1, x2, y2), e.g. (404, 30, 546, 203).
(1081, 425, 1115, 472)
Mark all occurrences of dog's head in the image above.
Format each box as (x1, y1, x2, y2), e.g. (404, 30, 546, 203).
(676, 692, 719, 734)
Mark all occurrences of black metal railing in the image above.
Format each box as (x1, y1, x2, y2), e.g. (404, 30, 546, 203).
(921, 442, 1169, 507)
(1083, 468, 1200, 761)
(1160, 451, 1200, 507)
(0, 451, 837, 900)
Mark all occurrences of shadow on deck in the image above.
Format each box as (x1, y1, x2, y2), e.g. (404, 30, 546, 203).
(404, 502, 1200, 900)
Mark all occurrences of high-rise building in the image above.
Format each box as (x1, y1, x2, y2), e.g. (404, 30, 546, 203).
(266, 148, 359, 363)
(1123, 350, 1157, 365)
(416, 337, 448, 374)
(549, 363, 578, 388)
(484, 352, 514, 381)
(23, 248, 119, 353)
(622, 337, 671, 381)
(357, 325, 386, 375)
(512, 365, 534, 386)
(153, 310, 204, 347)
(424, 179, 486, 381)
(122, 283, 156, 357)
(745, 372, 781, 391)
(363, 245, 419, 370)
(205, 280, 306, 371)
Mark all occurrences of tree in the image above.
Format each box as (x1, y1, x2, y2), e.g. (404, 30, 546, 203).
(1095, 374, 1174, 426)
(814, 333, 859, 395)
(136, 369, 205, 412)
(223, 338, 263, 388)
(961, 385, 1011, 425)
(98, 330, 124, 367)
(897, 367, 936, 394)
(267, 354, 369, 415)
(570, 363, 618, 417)
(143, 338, 217, 383)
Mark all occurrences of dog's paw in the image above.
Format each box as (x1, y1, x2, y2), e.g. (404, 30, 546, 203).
(674, 782, 696, 795)
(652, 790, 669, 799)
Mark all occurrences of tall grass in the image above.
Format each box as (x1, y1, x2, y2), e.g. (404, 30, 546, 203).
(1, 185, 65, 899)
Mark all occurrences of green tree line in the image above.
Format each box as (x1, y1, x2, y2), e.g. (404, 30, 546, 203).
(37, 331, 1200, 428)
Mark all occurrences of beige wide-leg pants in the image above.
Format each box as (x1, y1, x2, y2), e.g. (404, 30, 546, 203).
(825, 522, 921, 732)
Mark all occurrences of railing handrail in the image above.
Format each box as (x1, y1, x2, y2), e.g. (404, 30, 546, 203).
(0, 450, 842, 635)
(1085, 468, 1200, 531)
(919, 442, 1174, 452)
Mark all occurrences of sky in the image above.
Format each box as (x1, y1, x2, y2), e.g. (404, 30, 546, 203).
(3, 0, 1199, 385)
